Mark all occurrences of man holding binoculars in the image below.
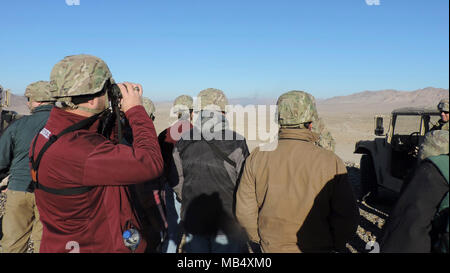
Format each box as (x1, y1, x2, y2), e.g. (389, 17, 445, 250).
(30, 54, 164, 253)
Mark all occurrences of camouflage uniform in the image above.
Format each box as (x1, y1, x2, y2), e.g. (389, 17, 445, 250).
(418, 130, 449, 161)
(173, 95, 193, 114)
(142, 97, 156, 120)
(49, 54, 114, 114)
(236, 90, 358, 253)
(196, 88, 228, 112)
(312, 118, 336, 152)
(277, 90, 336, 151)
(25, 81, 56, 103)
(0, 80, 55, 253)
(431, 99, 449, 131)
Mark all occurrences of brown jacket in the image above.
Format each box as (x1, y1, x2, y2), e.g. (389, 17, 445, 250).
(236, 128, 359, 253)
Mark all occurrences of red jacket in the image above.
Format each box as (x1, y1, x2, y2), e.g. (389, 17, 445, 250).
(30, 106, 163, 253)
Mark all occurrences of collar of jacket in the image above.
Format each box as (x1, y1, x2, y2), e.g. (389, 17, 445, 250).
(278, 128, 319, 143)
(31, 104, 54, 114)
(47, 107, 100, 134)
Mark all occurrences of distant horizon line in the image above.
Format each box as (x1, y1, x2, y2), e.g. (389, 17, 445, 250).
(7, 86, 449, 103)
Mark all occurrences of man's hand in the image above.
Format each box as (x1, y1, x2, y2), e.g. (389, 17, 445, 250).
(117, 82, 143, 113)
(0, 175, 9, 193)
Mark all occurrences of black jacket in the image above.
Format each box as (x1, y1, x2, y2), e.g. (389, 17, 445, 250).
(169, 115, 249, 235)
(381, 160, 449, 253)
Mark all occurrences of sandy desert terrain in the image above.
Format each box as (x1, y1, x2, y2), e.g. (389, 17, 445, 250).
(4, 87, 449, 165)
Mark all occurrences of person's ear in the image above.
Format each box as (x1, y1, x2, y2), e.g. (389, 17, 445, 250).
(88, 97, 98, 106)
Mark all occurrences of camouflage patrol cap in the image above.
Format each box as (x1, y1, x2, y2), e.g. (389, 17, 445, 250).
(50, 54, 114, 100)
(25, 81, 56, 102)
(277, 90, 318, 127)
(197, 88, 228, 112)
(142, 97, 156, 118)
(418, 130, 449, 161)
(437, 98, 449, 112)
(173, 95, 193, 114)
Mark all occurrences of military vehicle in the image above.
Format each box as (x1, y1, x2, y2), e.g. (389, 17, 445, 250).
(0, 85, 18, 135)
(355, 107, 441, 199)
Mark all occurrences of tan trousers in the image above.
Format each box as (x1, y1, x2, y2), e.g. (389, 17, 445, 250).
(0, 190, 43, 253)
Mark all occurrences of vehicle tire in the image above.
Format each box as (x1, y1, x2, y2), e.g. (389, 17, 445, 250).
(360, 154, 378, 200)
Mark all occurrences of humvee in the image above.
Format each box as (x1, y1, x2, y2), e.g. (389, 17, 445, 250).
(355, 107, 441, 199)
(1, 86, 18, 135)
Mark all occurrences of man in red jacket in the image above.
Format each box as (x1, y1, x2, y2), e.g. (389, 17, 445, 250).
(29, 54, 163, 253)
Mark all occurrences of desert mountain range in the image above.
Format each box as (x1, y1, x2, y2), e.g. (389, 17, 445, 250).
(3, 87, 449, 116)
(317, 87, 449, 114)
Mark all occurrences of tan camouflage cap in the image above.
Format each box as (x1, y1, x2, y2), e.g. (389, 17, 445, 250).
(173, 95, 193, 113)
(142, 97, 156, 118)
(277, 90, 318, 127)
(418, 130, 449, 161)
(50, 54, 114, 102)
(197, 88, 228, 112)
(25, 81, 56, 102)
(437, 98, 449, 112)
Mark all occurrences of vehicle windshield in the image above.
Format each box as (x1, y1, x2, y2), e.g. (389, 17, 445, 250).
(393, 115, 422, 135)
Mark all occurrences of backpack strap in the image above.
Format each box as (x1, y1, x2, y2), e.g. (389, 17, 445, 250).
(30, 112, 103, 196)
(202, 138, 237, 168)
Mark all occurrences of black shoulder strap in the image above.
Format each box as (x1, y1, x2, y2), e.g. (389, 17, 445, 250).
(202, 138, 237, 168)
(30, 112, 102, 196)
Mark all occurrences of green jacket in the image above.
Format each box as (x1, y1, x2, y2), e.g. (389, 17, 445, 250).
(0, 104, 53, 192)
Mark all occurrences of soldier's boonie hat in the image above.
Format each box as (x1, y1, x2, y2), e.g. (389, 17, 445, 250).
(419, 130, 449, 161)
(50, 54, 114, 100)
(277, 90, 318, 126)
(437, 98, 449, 112)
(196, 88, 228, 112)
(25, 81, 56, 102)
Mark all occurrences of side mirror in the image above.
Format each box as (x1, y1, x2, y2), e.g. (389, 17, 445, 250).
(374, 116, 384, 136)
(0, 90, 10, 108)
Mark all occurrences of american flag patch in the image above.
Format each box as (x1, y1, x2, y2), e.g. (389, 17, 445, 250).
(40, 128, 51, 139)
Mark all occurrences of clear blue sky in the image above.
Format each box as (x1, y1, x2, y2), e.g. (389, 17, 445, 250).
(0, 0, 448, 101)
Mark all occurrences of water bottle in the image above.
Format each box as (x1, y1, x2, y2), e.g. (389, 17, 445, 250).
(123, 228, 141, 252)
